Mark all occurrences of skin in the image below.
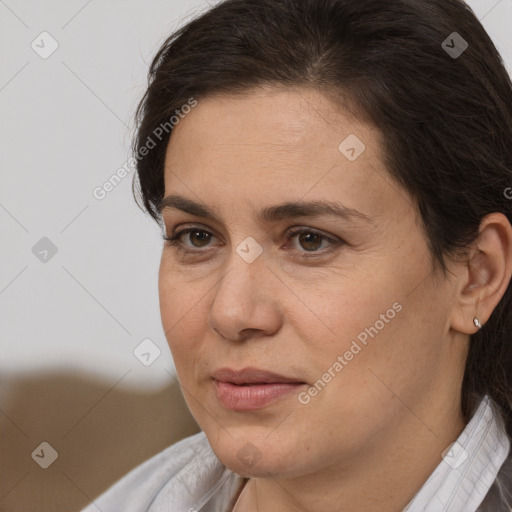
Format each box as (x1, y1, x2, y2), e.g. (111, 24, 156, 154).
(157, 85, 512, 512)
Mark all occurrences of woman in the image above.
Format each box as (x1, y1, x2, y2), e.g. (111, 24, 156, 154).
(82, 0, 512, 510)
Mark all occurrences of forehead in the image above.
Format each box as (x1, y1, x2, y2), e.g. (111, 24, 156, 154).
(168, 86, 374, 149)
(166, 88, 378, 172)
(161, 86, 406, 223)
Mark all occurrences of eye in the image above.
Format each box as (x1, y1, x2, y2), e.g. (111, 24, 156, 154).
(285, 227, 340, 257)
(163, 226, 217, 250)
(162, 224, 342, 258)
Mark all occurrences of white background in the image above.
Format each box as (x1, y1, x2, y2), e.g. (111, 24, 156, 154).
(1, 0, 511, 390)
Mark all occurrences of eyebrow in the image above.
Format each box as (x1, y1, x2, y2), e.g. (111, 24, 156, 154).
(157, 194, 372, 224)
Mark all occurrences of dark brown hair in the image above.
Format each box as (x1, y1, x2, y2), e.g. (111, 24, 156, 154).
(132, 0, 512, 436)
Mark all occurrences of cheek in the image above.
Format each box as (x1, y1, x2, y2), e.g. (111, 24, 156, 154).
(158, 268, 207, 358)
(159, 254, 204, 323)
(288, 265, 403, 356)
(309, 277, 444, 431)
(295, 254, 437, 393)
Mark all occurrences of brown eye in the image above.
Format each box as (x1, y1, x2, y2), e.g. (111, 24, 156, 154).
(297, 232, 324, 251)
(286, 227, 339, 255)
(187, 230, 212, 247)
(163, 227, 217, 251)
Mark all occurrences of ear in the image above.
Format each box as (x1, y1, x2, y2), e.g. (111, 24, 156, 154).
(451, 213, 512, 334)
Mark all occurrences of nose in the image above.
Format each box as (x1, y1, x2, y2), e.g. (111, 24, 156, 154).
(207, 246, 283, 343)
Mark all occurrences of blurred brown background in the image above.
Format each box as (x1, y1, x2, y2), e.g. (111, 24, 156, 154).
(0, 372, 200, 512)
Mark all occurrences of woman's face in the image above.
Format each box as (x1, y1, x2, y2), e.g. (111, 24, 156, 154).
(158, 86, 465, 478)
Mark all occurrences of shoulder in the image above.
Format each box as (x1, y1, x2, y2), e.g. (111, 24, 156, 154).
(81, 431, 233, 512)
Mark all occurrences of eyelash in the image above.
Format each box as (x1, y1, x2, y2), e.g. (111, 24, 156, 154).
(162, 225, 342, 259)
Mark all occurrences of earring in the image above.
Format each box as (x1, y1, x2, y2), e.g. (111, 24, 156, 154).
(473, 317, 482, 329)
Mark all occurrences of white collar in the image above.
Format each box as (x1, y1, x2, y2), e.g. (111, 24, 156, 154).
(403, 394, 510, 511)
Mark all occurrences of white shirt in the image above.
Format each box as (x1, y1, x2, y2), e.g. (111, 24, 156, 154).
(81, 394, 512, 512)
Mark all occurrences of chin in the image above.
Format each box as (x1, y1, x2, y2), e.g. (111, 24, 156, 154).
(217, 451, 295, 479)
(205, 429, 306, 478)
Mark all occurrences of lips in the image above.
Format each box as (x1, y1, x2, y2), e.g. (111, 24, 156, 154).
(212, 367, 305, 385)
(212, 367, 307, 410)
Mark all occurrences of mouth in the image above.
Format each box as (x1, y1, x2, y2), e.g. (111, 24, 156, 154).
(212, 367, 306, 385)
(212, 367, 307, 410)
